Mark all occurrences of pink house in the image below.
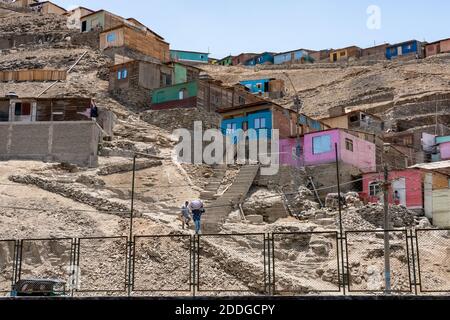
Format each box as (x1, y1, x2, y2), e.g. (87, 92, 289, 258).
(362, 169, 423, 210)
(280, 129, 376, 173)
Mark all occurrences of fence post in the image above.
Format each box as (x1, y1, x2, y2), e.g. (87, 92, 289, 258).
(409, 229, 418, 295)
(127, 237, 134, 296)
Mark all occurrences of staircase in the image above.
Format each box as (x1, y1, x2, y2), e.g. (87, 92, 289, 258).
(202, 165, 260, 233)
(199, 165, 227, 201)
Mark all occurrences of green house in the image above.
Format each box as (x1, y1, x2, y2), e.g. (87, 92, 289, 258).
(218, 55, 233, 66)
(151, 80, 198, 104)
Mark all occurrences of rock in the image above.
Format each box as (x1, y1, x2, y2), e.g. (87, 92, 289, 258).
(246, 215, 264, 224)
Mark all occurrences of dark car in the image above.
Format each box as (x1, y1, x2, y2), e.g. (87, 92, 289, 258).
(11, 279, 66, 297)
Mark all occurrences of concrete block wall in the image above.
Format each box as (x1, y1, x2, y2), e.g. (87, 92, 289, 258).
(0, 121, 100, 167)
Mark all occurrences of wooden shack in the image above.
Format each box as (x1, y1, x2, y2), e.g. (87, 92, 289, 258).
(100, 25, 170, 63)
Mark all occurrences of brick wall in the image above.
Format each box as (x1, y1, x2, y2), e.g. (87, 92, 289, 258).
(0, 121, 100, 167)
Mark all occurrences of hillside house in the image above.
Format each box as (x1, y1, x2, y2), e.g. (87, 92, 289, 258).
(170, 50, 209, 64)
(244, 52, 275, 66)
(410, 161, 450, 227)
(239, 78, 285, 99)
(432, 135, 450, 162)
(320, 109, 384, 134)
(363, 167, 450, 225)
(310, 49, 332, 62)
(0, 0, 38, 8)
(361, 43, 389, 61)
(109, 60, 173, 100)
(65, 6, 94, 30)
(383, 125, 450, 164)
(218, 101, 328, 142)
(273, 49, 314, 65)
(167, 62, 201, 84)
(425, 38, 450, 57)
(386, 40, 424, 60)
(218, 56, 233, 66)
(150, 80, 260, 112)
(100, 25, 170, 63)
(330, 46, 361, 62)
(80, 10, 124, 32)
(232, 53, 258, 66)
(0, 97, 104, 167)
(29, 1, 66, 15)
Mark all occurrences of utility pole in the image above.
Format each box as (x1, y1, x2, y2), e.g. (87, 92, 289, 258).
(383, 164, 392, 294)
(335, 143, 346, 294)
(284, 72, 303, 168)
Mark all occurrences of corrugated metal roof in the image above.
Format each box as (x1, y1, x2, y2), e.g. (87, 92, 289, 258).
(410, 160, 450, 170)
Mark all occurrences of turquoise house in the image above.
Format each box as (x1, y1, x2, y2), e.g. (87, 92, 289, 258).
(170, 50, 209, 63)
(221, 110, 273, 143)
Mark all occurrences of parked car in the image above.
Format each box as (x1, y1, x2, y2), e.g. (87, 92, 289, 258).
(11, 279, 66, 297)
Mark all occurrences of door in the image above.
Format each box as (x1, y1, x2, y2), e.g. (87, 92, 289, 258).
(81, 21, 87, 32)
(392, 178, 406, 206)
(332, 53, 338, 62)
(397, 46, 403, 56)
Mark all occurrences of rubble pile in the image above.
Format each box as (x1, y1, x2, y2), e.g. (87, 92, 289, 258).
(141, 108, 221, 132)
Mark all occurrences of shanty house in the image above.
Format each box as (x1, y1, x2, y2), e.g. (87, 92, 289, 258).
(150, 79, 260, 112)
(274, 49, 314, 65)
(330, 46, 362, 62)
(361, 43, 389, 61)
(239, 78, 285, 99)
(65, 6, 94, 30)
(100, 25, 170, 63)
(363, 166, 450, 225)
(170, 50, 209, 64)
(218, 56, 233, 66)
(29, 1, 67, 15)
(425, 38, 450, 57)
(310, 49, 332, 62)
(168, 62, 201, 85)
(386, 40, 424, 60)
(232, 53, 258, 66)
(0, 97, 104, 167)
(409, 161, 450, 227)
(80, 10, 125, 32)
(218, 101, 328, 142)
(320, 109, 384, 134)
(244, 52, 275, 66)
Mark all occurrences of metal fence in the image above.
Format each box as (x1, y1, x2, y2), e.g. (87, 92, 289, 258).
(196, 233, 267, 294)
(271, 232, 341, 294)
(0, 229, 449, 297)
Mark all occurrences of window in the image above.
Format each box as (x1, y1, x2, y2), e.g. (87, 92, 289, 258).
(340, 51, 346, 57)
(403, 136, 413, 146)
(14, 103, 31, 116)
(117, 69, 127, 80)
(369, 182, 381, 196)
(254, 117, 266, 129)
(107, 32, 116, 43)
(226, 123, 237, 134)
(179, 88, 187, 100)
(238, 96, 245, 105)
(345, 138, 354, 152)
(256, 83, 262, 89)
(312, 135, 332, 154)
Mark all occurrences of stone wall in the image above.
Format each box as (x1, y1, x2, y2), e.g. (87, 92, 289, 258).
(0, 121, 101, 167)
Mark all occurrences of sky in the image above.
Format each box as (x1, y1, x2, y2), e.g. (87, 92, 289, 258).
(52, 0, 450, 58)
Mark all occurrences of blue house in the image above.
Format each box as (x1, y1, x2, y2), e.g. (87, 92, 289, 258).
(239, 79, 274, 94)
(170, 50, 209, 63)
(274, 49, 313, 65)
(386, 40, 424, 60)
(244, 52, 275, 66)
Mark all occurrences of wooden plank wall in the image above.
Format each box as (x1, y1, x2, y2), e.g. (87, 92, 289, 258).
(0, 70, 67, 82)
(123, 26, 170, 62)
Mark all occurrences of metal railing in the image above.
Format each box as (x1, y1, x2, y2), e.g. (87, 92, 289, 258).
(0, 229, 449, 297)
